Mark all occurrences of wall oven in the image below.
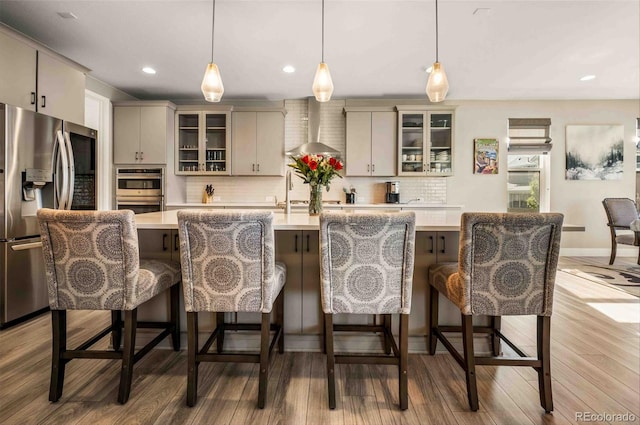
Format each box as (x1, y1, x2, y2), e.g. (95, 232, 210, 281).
(115, 167, 164, 214)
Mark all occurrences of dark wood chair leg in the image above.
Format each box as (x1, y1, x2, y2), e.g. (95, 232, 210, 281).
(537, 316, 553, 413)
(276, 290, 285, 354)
(609, 232, 617, 265)
(428, 285, 439, 355)
(170, 284, 180, 351)
(461, 314, 479, 411)
(383, 314, 392, 355)
(118, 308, 137, 404)
(325, 313, 336, 409)
(258, 312, 271, 409)
(490, 315, 502, 356)
(399, 314, 409, 410)
(111, 310, 122, 351)
(49, 310, 67, 402)
(187, 312, 199, 407)
(216, 312, 225, 353)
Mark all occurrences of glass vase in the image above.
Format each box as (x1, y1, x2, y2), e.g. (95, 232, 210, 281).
(309, 183, 323, 215)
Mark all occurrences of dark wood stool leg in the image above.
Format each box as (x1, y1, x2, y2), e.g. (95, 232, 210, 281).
(118, 308, 138, 404)
(383, 314, 392, 355)
(111, 310, 122, 351)
(490, 316, 502, 356)
(399, 314, 409, 410)
(276, 290, 285, 353)
(49, 310, 67, 402)
(258, 312, 271, 409)
(325, 313, 336, 409)
(609, 233, 617, 265)
(216, 312, 225, 353)
(537, 316, 553, 413)
(461, 314, 479, 411)
(187, 312, 199, 407)
(170, 284, 180, 351)
(428, 285, 439, 355)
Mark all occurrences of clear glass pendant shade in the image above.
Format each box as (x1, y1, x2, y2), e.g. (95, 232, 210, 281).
(312, 62, 334, 102)
(201, 63, 224, 102)
(426, 62, 449, 103)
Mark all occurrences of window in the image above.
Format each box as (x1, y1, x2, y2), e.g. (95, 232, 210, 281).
(507, 119, 551, 213)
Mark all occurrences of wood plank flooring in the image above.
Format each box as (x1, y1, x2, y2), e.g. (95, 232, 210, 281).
(1, 257, 638, 425)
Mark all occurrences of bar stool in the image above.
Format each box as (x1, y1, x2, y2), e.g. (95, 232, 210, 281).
(176, 210, 285, 408)
(37, 208, 181, 404)
(319, 211, 416, 410)
(427, 212, 563, 412)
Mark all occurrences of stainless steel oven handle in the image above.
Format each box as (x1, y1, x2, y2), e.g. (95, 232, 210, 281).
(116, 175, 163, 180)
(116, 200, 162, 206)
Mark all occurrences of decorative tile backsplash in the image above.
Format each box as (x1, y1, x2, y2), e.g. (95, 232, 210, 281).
(185, 99, 447, 204)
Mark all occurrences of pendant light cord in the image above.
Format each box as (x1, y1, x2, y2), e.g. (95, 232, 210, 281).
(210, 0, 216, 62)
(435, 0, 439, 62)
(321, 0, 325, 63)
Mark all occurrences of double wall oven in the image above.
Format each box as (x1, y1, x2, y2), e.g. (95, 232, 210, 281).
(115, 167, 164, 214)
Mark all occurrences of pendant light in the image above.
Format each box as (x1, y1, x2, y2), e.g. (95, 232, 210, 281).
(312, 0, 334, 102)
(426, 0, 449, 102)
(201, 0, 224, 102)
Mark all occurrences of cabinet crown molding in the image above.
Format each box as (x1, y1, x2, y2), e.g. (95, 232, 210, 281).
(343, 106, 396, 114)
(113, 100, 176, 109)
(395, 105, 458, 112)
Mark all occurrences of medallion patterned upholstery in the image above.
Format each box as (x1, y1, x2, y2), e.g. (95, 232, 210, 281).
(602, 198, 640, 265)
(176, 210, 286, 408)
(319, 211, 416, 410)
(427, 212, 564, 413)
(37, 208, 181, 404)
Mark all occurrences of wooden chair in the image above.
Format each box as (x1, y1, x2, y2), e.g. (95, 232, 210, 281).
(176, 210, 285, 408)
(427, 212, 563, 413)
(602, 198, 640, 265)
(319, 211, 416, 410)
(37, 209, 181, 404)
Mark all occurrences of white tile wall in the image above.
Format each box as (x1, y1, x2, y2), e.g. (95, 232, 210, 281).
(185, 98, 447, 204)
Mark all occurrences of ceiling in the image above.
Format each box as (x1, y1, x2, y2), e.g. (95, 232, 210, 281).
(0, 0, 638, 102)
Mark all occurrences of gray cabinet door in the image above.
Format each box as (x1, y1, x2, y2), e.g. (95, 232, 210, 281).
(139, 106, 167, 164)
(231, 112, 257, 175)
(371, 112, 396, 176)
(37, 51, 85, 124)
(256, 112, 284, 176)
(345, 111, 372, 176)
(113, 107, 141, 164)
(0, 31, 36, 111)
(275, 231, 303, 334)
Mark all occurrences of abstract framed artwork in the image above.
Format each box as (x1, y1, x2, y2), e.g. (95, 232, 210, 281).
(474, 138, 499, 174)
(565, 125, 624, 180)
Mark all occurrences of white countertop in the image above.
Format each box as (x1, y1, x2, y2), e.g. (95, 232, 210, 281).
(166, 202, 464, 210)
(136, 210, 465, 231)
(137, 210, 585, 232)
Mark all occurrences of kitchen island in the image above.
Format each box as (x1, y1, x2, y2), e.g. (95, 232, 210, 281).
(134, 210, 583, 353)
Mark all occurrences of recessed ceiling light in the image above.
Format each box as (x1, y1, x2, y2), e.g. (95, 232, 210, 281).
(282, 65, 296, 73)
(57, 11, 78, 19)
(580, 75, 596, 81)
(142, 67, 157, 75)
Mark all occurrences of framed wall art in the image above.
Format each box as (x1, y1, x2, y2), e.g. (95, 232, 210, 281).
(565, 125, 624, 180)
(474, 138, 499, 174)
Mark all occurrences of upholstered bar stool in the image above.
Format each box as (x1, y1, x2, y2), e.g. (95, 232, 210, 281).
(176, 210, 285, 408)
(319, 211, 416, 410)
(602, 198, 640, 265)
(427, 212, 563, 413)
(37, 209, 181, 404)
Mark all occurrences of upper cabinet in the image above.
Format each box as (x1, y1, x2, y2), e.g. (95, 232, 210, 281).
(344, 108, 396, 176)
(231, 110, 285, 176)
(397, 107, 454, 176)
(0, 29, 86, 123)
(114, 101, 176, 165)
(175, 108, 232, 175)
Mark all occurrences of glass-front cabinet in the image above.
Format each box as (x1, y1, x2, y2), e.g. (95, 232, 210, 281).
(175, 109, 231, 175)
(397, 108, 454, 176)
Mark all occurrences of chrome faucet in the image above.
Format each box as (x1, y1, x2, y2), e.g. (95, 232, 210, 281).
(405, 198, 421, 204)
(284, 170, 292, 215)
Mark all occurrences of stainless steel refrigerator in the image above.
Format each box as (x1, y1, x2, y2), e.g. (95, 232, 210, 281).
(0, 103, 97, 327)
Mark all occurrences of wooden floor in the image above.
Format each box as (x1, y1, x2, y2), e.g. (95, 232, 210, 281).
(1, 257, 638, 425)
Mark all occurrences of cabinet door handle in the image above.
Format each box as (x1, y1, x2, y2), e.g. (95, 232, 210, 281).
(428, 235, 434, 254)
(30, 92, 36, 105)
(256, 163, 260, 172)
(306, 234, 310, 253)
(135, 152, 139, 161)
(162, 233, 168, 251)
(140, 152, 144, 161)
(372, 164, 375, 172)
(367, 164, 370, 172)
(252, 164, 255, 172)
(294, 234, 299, 253)
(440, 235, 446, 254)
(174, 233, 180, 251)
(41, 95, 46, 108)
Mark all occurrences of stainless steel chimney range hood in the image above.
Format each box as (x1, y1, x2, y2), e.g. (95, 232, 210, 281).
(285, 98, 341, 157)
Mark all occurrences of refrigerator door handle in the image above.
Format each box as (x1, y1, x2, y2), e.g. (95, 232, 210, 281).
(64, 131, 75, 210)
(55, 130, 69, 210)
(10, 241, 43, 251)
